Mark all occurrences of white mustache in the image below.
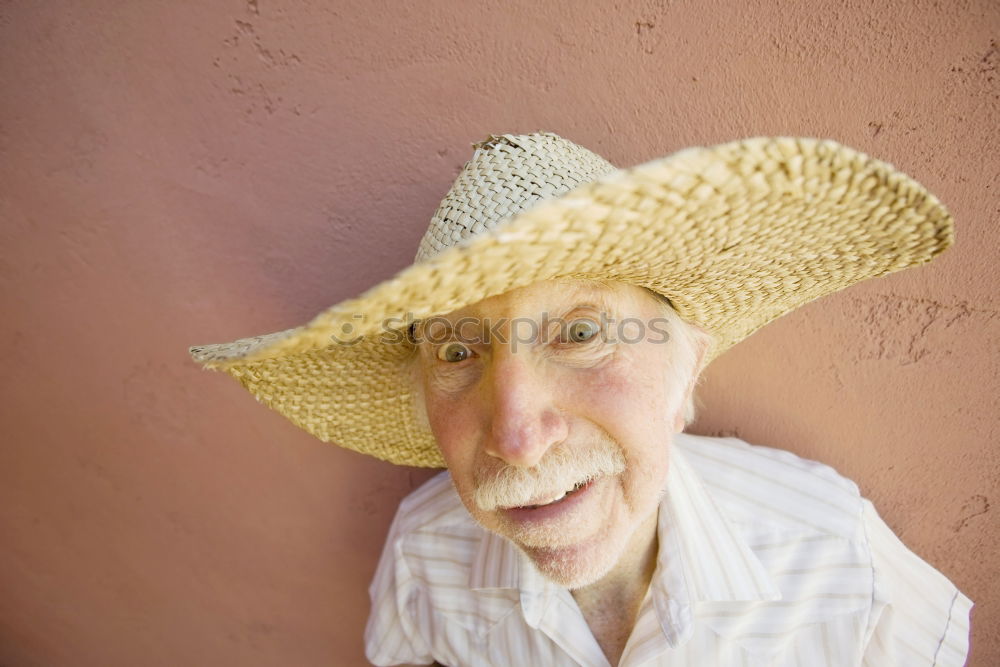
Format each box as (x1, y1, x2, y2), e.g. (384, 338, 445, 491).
(473, 442, 625, 511)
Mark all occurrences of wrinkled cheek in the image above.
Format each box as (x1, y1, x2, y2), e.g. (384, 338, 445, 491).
(623, 451, 669, 503)
(425, 393, 482, 473)
(578, 376, 674, 441)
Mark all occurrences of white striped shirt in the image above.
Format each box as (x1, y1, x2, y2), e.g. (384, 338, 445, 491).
(365, 433, 973, 666)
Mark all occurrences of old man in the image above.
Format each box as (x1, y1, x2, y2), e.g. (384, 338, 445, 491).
(190, 133, 972, 665)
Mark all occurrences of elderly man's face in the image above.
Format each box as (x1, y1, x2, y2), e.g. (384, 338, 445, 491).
(414, 279, 698, 588)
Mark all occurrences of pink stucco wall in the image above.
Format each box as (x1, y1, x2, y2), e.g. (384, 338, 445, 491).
(1, 1, 996, 664)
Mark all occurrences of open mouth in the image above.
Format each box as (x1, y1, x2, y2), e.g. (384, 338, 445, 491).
(518, 479, 591, 510)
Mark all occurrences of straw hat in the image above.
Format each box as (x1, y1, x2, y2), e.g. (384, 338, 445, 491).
(188, 133, 954, 467)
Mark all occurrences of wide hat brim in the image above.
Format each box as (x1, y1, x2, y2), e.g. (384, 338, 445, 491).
(188, 136, 953, 467)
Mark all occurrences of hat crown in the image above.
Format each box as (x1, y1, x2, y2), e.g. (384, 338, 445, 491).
(415, 132, 616, 261)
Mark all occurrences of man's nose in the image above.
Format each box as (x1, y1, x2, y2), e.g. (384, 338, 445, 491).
(483, 349, 568, 468)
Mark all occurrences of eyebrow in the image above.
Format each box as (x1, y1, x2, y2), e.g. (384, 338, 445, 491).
(562, 285, 621, 314)
(567, 299, 615, 313)
(411, 288, 624, 344)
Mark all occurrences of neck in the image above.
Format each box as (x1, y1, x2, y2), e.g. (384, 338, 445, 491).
(573, 507, 659, 600)
(570, 509, 660, 663)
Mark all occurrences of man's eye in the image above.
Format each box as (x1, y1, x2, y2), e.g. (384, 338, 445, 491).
(436, 342, 472, 363)
(565, 319, 600, 343)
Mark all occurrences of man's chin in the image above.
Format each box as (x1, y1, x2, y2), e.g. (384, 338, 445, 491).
(519, 533, 623, 590)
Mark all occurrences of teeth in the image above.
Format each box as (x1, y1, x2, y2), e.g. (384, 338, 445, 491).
(530, 490, 567, 507)
(524, 480, 588, 509)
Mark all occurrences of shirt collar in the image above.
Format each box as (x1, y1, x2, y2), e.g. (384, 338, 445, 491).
(468, 526, 533, 590)
(653, 441, 782, 604)
(468, 519, 551, 628)
(644, 441, 783, 649)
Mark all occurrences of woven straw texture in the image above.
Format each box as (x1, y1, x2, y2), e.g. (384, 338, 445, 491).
(188, 133, 954, 467)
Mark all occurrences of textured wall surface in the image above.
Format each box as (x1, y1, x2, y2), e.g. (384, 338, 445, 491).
(1, 0, 997, 665)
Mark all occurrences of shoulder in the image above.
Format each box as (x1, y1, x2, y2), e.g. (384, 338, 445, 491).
(673, 431, 860, 498)
(673, 432, 972, 665)
(674, 431, 864, 540)
(672, 433, 878, 656)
